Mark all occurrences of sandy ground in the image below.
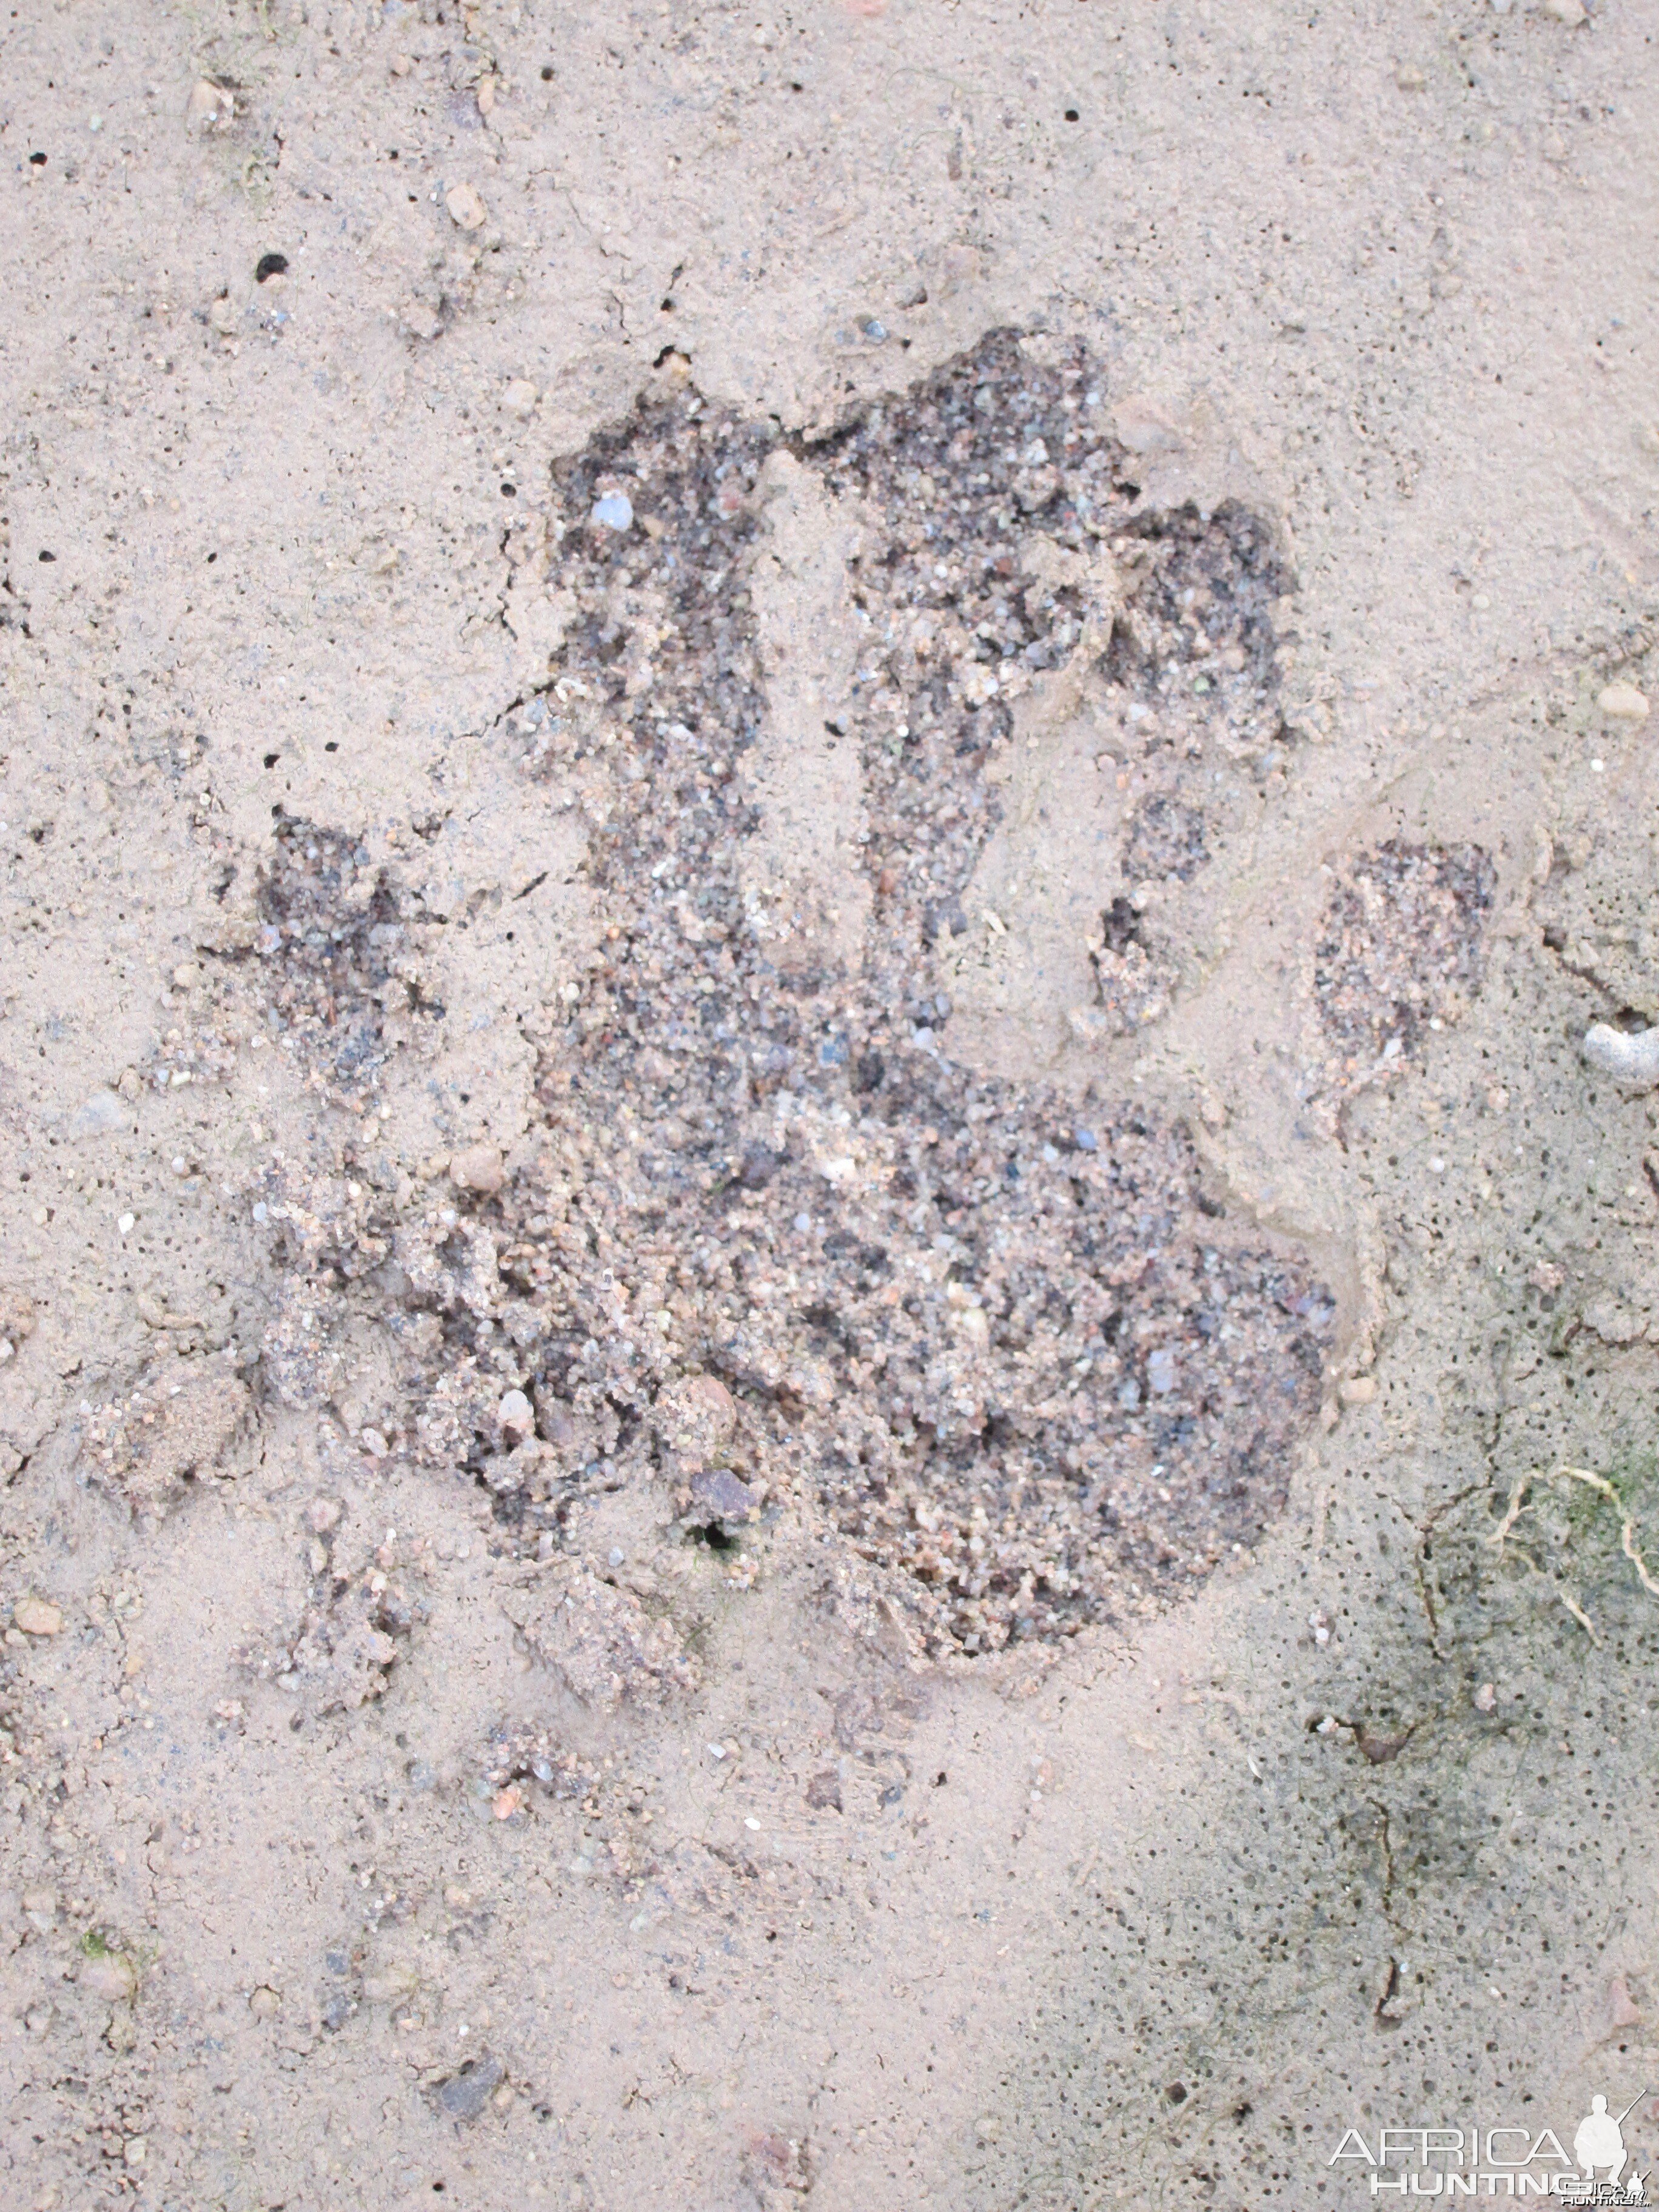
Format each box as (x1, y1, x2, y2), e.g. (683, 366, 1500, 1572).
(2, 2, 1658, 2207)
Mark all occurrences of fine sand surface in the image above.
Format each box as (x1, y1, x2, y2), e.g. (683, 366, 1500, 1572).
(2, 3, 1658, 2207)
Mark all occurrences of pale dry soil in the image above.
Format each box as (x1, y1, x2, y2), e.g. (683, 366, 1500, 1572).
(1, 5, 1658, 2211)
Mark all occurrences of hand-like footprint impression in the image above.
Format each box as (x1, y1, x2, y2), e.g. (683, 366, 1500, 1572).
(257, 333, 1336, 1655)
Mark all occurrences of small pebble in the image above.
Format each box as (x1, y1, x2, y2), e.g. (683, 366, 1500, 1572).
(1339, 1376, 1377, 1406)
(118, 1213, 135, 1235)
(13, 1595, 62, 1636)
(435, 2054, 504, 2122)
(68, 1088, 127, 1141)
(172, 962, 201, 988)
(250, 1985, 283, 2019)
(450, 1143, 506, 1195)
(306, 1496, 343, 1534)
(654, 1373, 736, 1464)
(498, 1389, 534, 1440)
(806, 1768, 842, 1811)
(446, 181, 488, 232)
(81, 1949, 138, 2002)
(591, 492, 634, 532)
(1541, 0, 1584, 21)
(502, 378, 538, 421)
(1583, 1023, 1659, 1091)
(187, 79, 234, 129)
(690, 1467, 763, 1524)
(1597, 682, 1649, 722)
(1473, 1682, 1496, 1713)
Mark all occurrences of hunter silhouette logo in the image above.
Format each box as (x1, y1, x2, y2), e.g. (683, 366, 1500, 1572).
(1570, 2093, 1647, 2204)
(1329, 2088, 1651, 2199)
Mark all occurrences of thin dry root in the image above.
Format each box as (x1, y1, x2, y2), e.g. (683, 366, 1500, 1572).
(1559, 1464, 1619, 1503)
(1558, 1467, 1659, 1594)
(1559, 1590, 1602, 1644)
(1622, 1518, 1659, 1597)
(1487, 1475, 1533, 1553)
(1487, 1466, 1659, 1626)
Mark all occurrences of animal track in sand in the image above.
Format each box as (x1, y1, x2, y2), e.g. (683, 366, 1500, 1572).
(251, 333, 1347, 1655)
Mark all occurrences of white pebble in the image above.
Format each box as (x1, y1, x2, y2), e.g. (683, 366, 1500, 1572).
(118, 1213, 135, 1235)
(591, 492, 634, 532)
(1583, 1023, 1659, 1091)
(446, 181, 488, 232)
(1597, 682, 1649, 722)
